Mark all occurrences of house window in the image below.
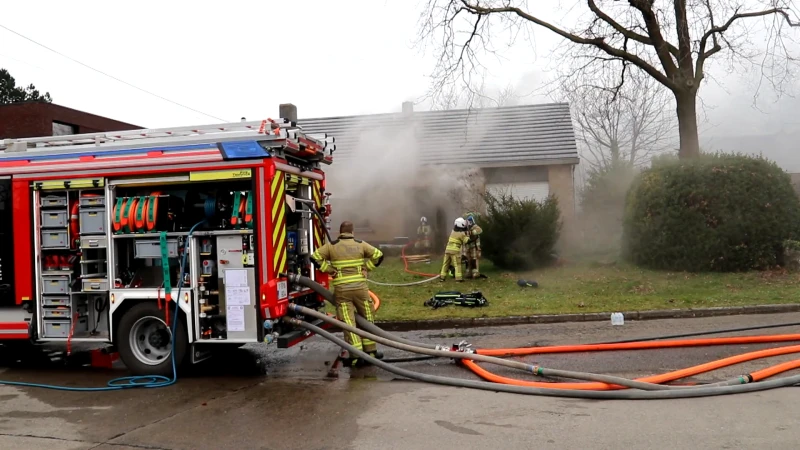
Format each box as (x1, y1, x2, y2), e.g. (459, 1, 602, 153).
(52, 121, 78, 136)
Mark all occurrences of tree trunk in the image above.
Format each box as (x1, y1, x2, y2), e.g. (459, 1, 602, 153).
(675, 91, 700, 159)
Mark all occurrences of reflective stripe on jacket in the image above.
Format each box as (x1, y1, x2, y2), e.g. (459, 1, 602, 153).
(311, 233, 383, 289)
(445, 231, 470, 255)
(466, 224, 482, 250)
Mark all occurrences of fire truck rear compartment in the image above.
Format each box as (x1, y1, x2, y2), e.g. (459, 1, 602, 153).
(1, 118, 334, 377)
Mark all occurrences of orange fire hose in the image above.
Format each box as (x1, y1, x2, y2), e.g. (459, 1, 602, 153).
(464, 344, 800, 390)
(366, 290, 800, 390)
(475, 334, 800, 357)
(369, 290, 380, 311)
(401, 240, 438, 278)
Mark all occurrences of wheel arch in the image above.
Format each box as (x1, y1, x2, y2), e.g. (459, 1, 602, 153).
(111, 298, 190, 346)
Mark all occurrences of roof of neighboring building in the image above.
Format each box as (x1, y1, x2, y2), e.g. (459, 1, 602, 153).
(0, 102, 140, 139)
(297, 102, 579, 167)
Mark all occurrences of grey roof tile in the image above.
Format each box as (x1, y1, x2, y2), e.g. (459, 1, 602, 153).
(298, 103, 579, 166)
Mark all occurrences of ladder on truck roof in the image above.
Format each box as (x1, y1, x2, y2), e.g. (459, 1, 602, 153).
(0, 119, 335, 164)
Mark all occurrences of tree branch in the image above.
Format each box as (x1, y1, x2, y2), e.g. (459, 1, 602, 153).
(460, 1, 678, 90)
(627, 0, 680, 80)
(587, 0, 679, 57)
(696, 7, 800, 83)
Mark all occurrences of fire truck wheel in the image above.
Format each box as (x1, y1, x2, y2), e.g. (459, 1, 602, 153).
(117, 302, 188, 377)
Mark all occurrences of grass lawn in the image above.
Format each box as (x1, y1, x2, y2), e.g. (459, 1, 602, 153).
(360, 257, 800, 322)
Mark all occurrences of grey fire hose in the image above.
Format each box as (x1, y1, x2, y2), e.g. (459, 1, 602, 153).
(284, 275, 786, 398)
(286, 273, 439, 349)
(290, 319, 800, 400)
(290, 304, 747, 391)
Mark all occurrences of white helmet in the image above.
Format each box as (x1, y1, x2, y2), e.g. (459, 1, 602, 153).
(454, 217, 467, 228)
(420, 216, 427, 223)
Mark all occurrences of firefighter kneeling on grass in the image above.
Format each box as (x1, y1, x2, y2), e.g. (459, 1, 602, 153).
(311, 221, 384, 367)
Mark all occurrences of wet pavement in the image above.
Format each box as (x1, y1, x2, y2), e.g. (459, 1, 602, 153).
(2, 313, 800, 449)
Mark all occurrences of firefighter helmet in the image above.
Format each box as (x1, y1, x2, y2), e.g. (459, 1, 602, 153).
(420, 216, 427, 223)
(454, 217, 467, 228)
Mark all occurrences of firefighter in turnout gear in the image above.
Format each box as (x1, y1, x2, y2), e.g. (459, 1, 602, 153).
(311, 221, 384, 367)
(440, 217, 471, 282)
(463, 211, 483, 279)
(415, 216, 431, 252)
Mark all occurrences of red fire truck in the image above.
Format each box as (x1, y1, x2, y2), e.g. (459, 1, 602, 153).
(0, 119, 335, 375)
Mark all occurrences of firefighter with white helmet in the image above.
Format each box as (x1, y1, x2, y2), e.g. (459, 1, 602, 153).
(415, 216, 431, 253)
(440, 217, 471, 282)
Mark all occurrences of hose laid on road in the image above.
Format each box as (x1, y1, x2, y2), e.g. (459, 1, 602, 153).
(595, 320, 800, 345)
(474, 334, 800, 357)
(292, 319, 800, 400)
(291, 304, 719, 391)
(288, 274, 800, 396)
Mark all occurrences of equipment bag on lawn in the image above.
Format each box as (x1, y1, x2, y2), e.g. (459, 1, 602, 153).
(424, 291, 489, 309)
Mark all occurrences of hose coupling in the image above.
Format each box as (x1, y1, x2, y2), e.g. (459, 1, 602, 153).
(454, 340, 474, 354)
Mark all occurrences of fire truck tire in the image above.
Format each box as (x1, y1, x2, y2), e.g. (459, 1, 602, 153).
(117, 302, 188, 377)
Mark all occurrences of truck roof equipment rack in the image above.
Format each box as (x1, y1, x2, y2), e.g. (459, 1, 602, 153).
(0, 118, 335, 165)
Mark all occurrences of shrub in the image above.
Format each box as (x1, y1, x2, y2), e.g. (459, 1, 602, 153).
(480, 190, 562, 270)
(622, 153, 800, 272)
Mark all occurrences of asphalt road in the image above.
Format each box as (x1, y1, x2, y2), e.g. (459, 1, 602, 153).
(2, 312, 800, 449)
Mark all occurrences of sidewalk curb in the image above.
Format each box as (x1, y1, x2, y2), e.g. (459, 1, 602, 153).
(374, 304, 800, 332)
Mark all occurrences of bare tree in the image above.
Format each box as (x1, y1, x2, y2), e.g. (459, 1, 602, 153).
(418, 0, 800, 159)
(430, 76, 519, 110)
(560, 70, 676, 171)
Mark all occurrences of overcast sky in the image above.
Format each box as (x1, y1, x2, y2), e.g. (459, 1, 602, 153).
(2, 1, 799, 168)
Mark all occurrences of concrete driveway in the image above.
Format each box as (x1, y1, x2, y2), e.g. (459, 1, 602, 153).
(1, 312, 800, 449)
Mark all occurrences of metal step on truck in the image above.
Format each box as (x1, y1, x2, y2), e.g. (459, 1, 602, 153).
(0, 118, 336, 375)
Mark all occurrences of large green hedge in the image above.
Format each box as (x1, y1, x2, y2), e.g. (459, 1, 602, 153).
(481, 191, 562, 270)
(622, 153, 800, 272)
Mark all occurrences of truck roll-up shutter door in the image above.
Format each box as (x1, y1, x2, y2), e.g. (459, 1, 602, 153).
(32, 178, 104, 190)
(486, 181, 549, 202)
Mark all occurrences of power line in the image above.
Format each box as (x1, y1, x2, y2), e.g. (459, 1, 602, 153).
(0, 23, 228, 122)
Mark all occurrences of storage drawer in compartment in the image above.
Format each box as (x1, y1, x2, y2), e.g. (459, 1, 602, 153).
(42, 296, 70, 307)
(43, 307, 71, 319)
(41, 195, 67, 208)
(79, 208, 106, 234)
(41, 210, 68, 228)
(42, 318, 87, 338)
(134, 239, 179, 259)
(80, 236, 107, 249)
(42, 276, 70, 294)
(41, 230, 69, 248)
(79, 196, 105, 207)
(42, 320, 70, 338)
(82, 278, 109, 292)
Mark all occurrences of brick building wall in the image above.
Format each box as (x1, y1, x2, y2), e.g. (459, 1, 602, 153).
(547, 164, 576, 221)
(0, 102, 140, 139)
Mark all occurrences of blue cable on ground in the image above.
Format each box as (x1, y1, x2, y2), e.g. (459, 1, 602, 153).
(0, 220, 207, 391)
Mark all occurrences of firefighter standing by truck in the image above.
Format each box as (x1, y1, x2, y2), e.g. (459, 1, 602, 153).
(440, 217, 471, 282)
(311, 221, 384, 367)
(463, 211, 483, 279)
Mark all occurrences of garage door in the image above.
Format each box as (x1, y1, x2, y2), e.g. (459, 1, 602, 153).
(486, 182, 550, 202)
